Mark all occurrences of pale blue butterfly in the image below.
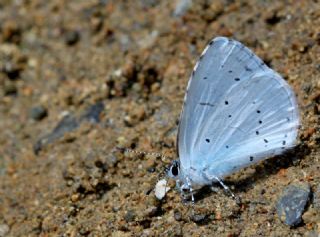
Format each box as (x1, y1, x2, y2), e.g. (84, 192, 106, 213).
(167, 37, 299, 202)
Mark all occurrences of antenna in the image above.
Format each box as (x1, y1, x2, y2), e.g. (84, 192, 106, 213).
(115, 146, 170, 161)
(115, 146, 172, 181)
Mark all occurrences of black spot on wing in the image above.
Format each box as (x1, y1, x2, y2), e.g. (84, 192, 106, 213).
(245, 66, 253, 72)
(200, 102, 214, 107)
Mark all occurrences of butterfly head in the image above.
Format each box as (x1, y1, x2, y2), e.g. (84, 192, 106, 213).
(167, 160, 195, 200)
(167, 160, 181, 178)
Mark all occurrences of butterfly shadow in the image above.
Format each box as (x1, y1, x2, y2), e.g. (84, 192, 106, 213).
(193, 142, 311, 202)
(226, 142, 311, 194)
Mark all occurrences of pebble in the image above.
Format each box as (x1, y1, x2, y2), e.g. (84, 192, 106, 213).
(154, 179, 170, 200)
(2, 62, 21, 80)
(33, 114, 78, 154)
(80, 101, 104, 123)
(29, 105, 48, 121)
(71, 193, 80, 202)
(0, 224, 9, 237)
(65, 30, 80, 46)
(276, 183, 311, 226)
(174, 210, 182, 221)
(147, 167, 156, 173)
(190, 213, 207, 224)
(33, 102, 104, 154)
(124, 210, 136, 222)
(174, 0, 192, 17)
(144, 206, 160, 218)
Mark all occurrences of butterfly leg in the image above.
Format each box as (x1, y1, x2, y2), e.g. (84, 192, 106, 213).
(204, 172, 236, 199)
(185, 177, 195, 204)
(213, 176, 236, 199)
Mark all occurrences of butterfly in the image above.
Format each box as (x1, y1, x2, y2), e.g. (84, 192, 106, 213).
(167, 37, 299, 202)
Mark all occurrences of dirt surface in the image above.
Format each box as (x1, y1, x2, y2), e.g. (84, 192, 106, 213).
(0, 0, 319, 236)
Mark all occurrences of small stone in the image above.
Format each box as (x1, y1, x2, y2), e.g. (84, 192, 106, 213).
(147, 167, 155, 173)
(65, 30, 80, 45)
(190, 213, 207, 223)
(174, 210, 182, 221)
(33, 102, 103, 154)
(174, 0, 192, 17)
(71, 193, 80, 202)
(154, 179, 170, 200)
(144, 206, 159, 218)
(2, 62, 21, 80)
(276, 183, 311, 226)
(80, 101, 104, 123)
(0, 224, 9, 237)
(124, 210, 136, 222)
(29, 105, 48, 121)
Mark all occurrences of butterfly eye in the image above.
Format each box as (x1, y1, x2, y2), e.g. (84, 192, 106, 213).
(171, 165, 179, 176)
(168, 160, 180, 177)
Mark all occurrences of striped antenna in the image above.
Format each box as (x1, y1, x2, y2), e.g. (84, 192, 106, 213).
(115, 146, 170, 161)
(115, 146, 171, 181)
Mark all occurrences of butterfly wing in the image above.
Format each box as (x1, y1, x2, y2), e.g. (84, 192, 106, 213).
(177, 37, 299, 178)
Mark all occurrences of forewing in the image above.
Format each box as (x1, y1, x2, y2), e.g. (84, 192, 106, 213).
(177, 37, 299, 176)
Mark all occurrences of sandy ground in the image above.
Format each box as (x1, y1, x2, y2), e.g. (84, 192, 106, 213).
(0, 0, 319, 236)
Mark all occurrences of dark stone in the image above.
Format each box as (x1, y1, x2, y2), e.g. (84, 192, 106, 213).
(147, 167, 155, 173)
(33, 115, 78, 154)
(65, 30, 80, 45)
(174, 210, 182, 221)
(80, 101, 104, 123)
(2, 62, 21, 80)
(276, 183, 311, 226)
(124, 210, 136, 222)
(190, 213, 207, 224)
(145, 206, 161, 218)
(33, 102, 104, 154)
(29, 105, 48, 121)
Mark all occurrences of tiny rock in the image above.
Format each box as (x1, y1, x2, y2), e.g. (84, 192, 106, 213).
(29, 105, 48, 121)
(154, 179, 170, 200)
(276, 182, 311, 226)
